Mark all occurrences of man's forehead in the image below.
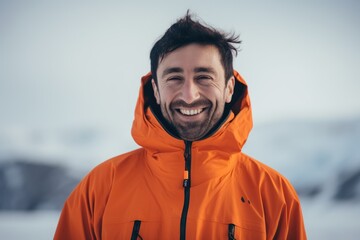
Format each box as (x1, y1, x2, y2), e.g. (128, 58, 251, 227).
(158, 44, 220, 63)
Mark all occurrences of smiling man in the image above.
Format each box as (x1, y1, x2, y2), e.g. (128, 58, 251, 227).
(152, 44, 235, 141)
(55, 12, 307, 240)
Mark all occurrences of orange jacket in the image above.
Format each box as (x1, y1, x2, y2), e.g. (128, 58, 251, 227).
(54, 71, 307, 239)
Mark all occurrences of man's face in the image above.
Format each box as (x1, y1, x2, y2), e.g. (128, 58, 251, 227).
(152, 44, 235, 141)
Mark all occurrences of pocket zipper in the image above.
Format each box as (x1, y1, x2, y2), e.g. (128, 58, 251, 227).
(228, 223, 236, 240)
(131, 220, 142, 240)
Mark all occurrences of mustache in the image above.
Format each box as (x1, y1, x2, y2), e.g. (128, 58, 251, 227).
(170, 99, 211, 108)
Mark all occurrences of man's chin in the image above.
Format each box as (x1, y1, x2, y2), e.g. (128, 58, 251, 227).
(176, 127, 207, 141)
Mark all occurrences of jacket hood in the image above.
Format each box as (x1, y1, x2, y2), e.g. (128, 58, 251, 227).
(131, 70, 252, 153)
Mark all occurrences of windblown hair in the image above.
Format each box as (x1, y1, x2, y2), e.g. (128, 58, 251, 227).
(150, 11, 241, 83)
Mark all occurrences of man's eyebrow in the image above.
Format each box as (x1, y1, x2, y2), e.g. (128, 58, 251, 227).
(161, 67, 183, 78)
(194, 67, 216, 74)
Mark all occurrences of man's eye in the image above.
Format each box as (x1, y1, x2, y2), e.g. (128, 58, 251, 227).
(196, 75, 212, 81)
(167, 76, 182, 81)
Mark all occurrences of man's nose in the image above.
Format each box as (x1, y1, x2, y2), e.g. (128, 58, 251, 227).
(181, 79, 200, 104)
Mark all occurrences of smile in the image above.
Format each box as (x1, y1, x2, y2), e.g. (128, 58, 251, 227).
(179, 108, 204, 116)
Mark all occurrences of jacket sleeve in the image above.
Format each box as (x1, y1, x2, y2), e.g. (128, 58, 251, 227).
(54, 161, 114, 240)
(273, 178, 307, 240)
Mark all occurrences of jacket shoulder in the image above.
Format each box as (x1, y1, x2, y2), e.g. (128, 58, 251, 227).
(67, 147, 145, 200)
(85, 147, 145, 183)
(97, 147, 145, 168)
(54, 147, 146, 239)
(237, 153, 306, 238)
(238, 153, 300, 200)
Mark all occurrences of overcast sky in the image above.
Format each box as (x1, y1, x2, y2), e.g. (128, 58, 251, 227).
(1, 0, 359, 134)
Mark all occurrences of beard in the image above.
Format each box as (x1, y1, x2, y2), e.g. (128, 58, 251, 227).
(173, 117, 211, 141)
(160, 99, 225, 141)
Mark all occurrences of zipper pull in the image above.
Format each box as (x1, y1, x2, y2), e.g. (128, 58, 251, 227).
(183, 170, 189, 188)
(183, 141, 192, 188)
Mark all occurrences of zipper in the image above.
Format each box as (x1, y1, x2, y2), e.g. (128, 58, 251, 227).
(131, 220, 142, 240)
(180, 141, 192, 240)
(228, 223, 236, 240)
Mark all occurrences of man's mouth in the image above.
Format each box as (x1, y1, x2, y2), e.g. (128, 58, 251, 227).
(178, 108, 204, 116)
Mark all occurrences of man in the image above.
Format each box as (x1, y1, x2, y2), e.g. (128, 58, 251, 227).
(55, 12, 307, 239)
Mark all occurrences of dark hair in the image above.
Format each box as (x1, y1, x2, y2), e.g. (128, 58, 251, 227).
(150, 11, 241, 83)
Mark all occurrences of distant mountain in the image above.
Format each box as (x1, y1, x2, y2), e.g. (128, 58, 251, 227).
(0, 118, 359, 210)
(0, 160, 80, 210)
(243, 118, 360, 202)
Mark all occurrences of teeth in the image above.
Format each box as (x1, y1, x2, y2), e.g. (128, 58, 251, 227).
(180, 108, 203, 116)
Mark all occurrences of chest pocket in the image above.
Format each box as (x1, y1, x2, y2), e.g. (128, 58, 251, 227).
(185, 218, 266, 240)
(102, 219, 176, 239)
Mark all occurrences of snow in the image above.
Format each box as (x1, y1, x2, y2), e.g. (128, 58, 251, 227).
(0, 211, 60, 240)
(302, 200, 360, 240)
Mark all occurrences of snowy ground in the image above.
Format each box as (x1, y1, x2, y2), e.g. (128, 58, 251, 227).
(0, 200, 359, 239)
(0, 210, 60, 240)
(301, 199, 360, 240)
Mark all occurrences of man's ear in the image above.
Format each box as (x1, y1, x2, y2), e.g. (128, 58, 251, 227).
(151, 79, 160, 104)
(225, 76, 235, 103)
